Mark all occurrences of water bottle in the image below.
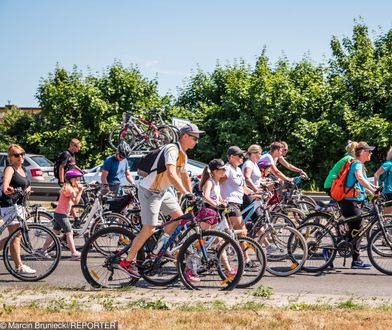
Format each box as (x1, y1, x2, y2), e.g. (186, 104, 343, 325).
(153, 232, 171, 255)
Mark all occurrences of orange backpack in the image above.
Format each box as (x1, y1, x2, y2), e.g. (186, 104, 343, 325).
(330, 159, 361, 201)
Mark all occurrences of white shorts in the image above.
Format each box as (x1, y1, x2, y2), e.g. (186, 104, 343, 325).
(0, 205, 26, 226)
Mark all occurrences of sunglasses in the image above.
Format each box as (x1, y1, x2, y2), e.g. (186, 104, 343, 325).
(187, 134, 199, 142)
(13, 153, 25, 158)
(234, 154, 245, 159)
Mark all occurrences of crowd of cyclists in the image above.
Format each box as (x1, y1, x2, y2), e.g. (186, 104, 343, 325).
(1, 121, 392, 290)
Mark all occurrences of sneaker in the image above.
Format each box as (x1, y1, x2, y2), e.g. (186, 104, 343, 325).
(16, 264, 37, 275)
(185, 269, 200, 282)
(245, 260, 258, 269)
(351, 260, 371, 270)
(266, 244, 279, 254)
(322, 248, 334, 269)
(35, 248, 52, 260)
(70, 252, 81, 261)
(115, 259, 141, 278)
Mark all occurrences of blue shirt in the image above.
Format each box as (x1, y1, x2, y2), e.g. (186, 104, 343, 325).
(381, 160, 392, 194)
(101, 155, 129, 185)
(345, 161, 366, 201)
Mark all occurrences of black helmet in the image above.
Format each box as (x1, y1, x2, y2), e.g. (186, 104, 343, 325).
(117, 141, 132, 158)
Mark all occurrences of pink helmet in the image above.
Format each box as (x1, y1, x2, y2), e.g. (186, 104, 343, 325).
(65, 169, 83, 181)
(195, 208, 218, 225)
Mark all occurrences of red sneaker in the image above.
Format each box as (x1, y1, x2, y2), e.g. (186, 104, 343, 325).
(116, 259, 141, 278)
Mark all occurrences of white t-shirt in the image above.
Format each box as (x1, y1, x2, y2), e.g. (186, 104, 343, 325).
(242, 159, 262, 188)
(221, 164, 245, 204)
(140, 143, 187, 193)
(204, 178, 221, 205)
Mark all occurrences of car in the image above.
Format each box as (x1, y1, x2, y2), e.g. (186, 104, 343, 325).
(0, 152, 54, 183)
(82, 154, 206, 186)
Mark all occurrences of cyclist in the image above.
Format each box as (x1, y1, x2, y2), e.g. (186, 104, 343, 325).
(324, 141, 358, 197)
(242, 144, 263, 220)
(374, 147, 392, 214)
(258, 142, 293, 183)
(340, 141, 377, 269)
(101, 141, 134, 195)
(39, 169, 85, 260)
(0, 144, 35, 275)
(277, 141, 307, 177)
(57, 138, 82, 187)
(117, 123, 204, 277)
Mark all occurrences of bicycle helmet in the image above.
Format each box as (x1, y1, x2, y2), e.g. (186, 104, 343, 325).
(65, 169, 83, 181)
(117, 141, 132, 158)
(257, 157, 272, 169)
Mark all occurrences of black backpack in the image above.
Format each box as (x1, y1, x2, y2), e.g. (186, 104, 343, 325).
(137, 143, 180, 177)
(53, 150, 70, 179)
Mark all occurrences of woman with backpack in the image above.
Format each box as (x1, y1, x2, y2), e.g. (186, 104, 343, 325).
(323, 141, 358, 197)
(339, 141, 378, 270)
(374, 147, 392, 214)
(0, 144, 36, 275)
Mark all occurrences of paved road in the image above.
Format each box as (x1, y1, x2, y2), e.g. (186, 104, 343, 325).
(0, 250, 391, 298)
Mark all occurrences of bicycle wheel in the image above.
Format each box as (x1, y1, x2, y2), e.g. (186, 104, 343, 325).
(271, 212, 296, 227)
(80, 226, 141, 288)
(235, 237, 266, 288)
(257, 225, 308, 276)
(282, 207, 307, 227)
(25, 210, 54, 228)
(3, 224, 61, 281)
(158, 125, 178, 144)
(148, 126, 172, 149)
(294, 200, 316, 214)
(300, 195, 317, 206)
(90, 212, 133, 235)
(109, 124, 124, 149)
(177, 230, 244, 291)
(368, 224, 392, 275)
(298, 222, 337, 273)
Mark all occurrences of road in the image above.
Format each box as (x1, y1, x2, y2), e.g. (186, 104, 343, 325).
(0, 250, 391, 300)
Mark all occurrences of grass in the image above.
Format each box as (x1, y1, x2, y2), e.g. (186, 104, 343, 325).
(253, 285, 273, 298)
(2, 308, 392, 329)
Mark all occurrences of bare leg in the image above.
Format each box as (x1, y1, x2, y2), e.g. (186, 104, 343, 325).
(125, 225, 155, 262)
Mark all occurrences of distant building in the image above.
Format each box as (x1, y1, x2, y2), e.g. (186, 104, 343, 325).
(0, 105, 41, 119)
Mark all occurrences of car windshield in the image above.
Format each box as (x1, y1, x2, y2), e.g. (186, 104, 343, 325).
(128, 158, 141, 171)
(30, 156, 54, 167)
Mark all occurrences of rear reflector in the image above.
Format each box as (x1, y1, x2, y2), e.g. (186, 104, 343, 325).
(31, 169, 43, 177)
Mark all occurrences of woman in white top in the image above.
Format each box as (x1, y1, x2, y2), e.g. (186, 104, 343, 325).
(221, 146, 254, 235)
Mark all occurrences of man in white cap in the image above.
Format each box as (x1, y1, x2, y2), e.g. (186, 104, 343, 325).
(117, 123, 205, 277)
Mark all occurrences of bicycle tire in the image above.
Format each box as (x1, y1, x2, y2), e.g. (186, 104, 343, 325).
(109, 124, 125, 150)
(148, 126, 172, 149)
(25, 210, 54, 228)
(282, 207, 307, 227)
(294, 200, 316, 214)
(234, 237, 266, 288)
(177, 230, 244, 291)
(257, 225, 308, 276)
(368, 224, 392, 275)
(298, 222, 337, 273)
(300, 195, 317, 206)
(80, 226, 141, 288)
(271, 212, 296, 227)
(3, 224, 61, 281)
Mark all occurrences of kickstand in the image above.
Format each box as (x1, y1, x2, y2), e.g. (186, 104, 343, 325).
(343, 256, 346, 267)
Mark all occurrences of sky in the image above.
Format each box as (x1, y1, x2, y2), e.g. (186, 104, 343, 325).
(1, 0, 392, 107)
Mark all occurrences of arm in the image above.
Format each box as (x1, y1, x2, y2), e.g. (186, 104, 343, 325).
(278, 156, 305, 174)
(58, 165, 65, 184)
(70, 187, 84, 205)
(101, 170, 109, 185)
(373, 167, 385, 188)
(202, 180, 217, 207)
(180, 171, 192, 193)
(243, 167, 258, 192)
(167, 164, 191, 194)
(354, 169, 376, 195)
(2, 166, 15, 195)
(270, 163, 292, 182)
(125, 169, 135, 185)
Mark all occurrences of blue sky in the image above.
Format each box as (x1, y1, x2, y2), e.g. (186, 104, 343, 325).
(1, 0, 392, 107)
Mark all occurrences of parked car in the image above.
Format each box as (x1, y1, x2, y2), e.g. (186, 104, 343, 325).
(83, 154, 206, 186)
(0, 152, 54, 183)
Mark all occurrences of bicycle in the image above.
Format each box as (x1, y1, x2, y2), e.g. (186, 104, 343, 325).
(240, 193, 308, 277)
(81, 196, 244, 290)
(109, 109, 177, 151)
(297, 189, 392, 274)
(0, 189, 61, 281)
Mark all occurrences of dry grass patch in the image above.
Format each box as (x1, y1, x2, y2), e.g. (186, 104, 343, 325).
(1, 308, 392, 329)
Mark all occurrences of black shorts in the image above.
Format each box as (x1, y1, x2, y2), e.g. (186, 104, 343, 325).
(53, 212, 73, 233)
(228, 203, 242, 217)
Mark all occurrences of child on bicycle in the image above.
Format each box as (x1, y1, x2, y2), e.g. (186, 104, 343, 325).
(39, 169, 85, 260)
